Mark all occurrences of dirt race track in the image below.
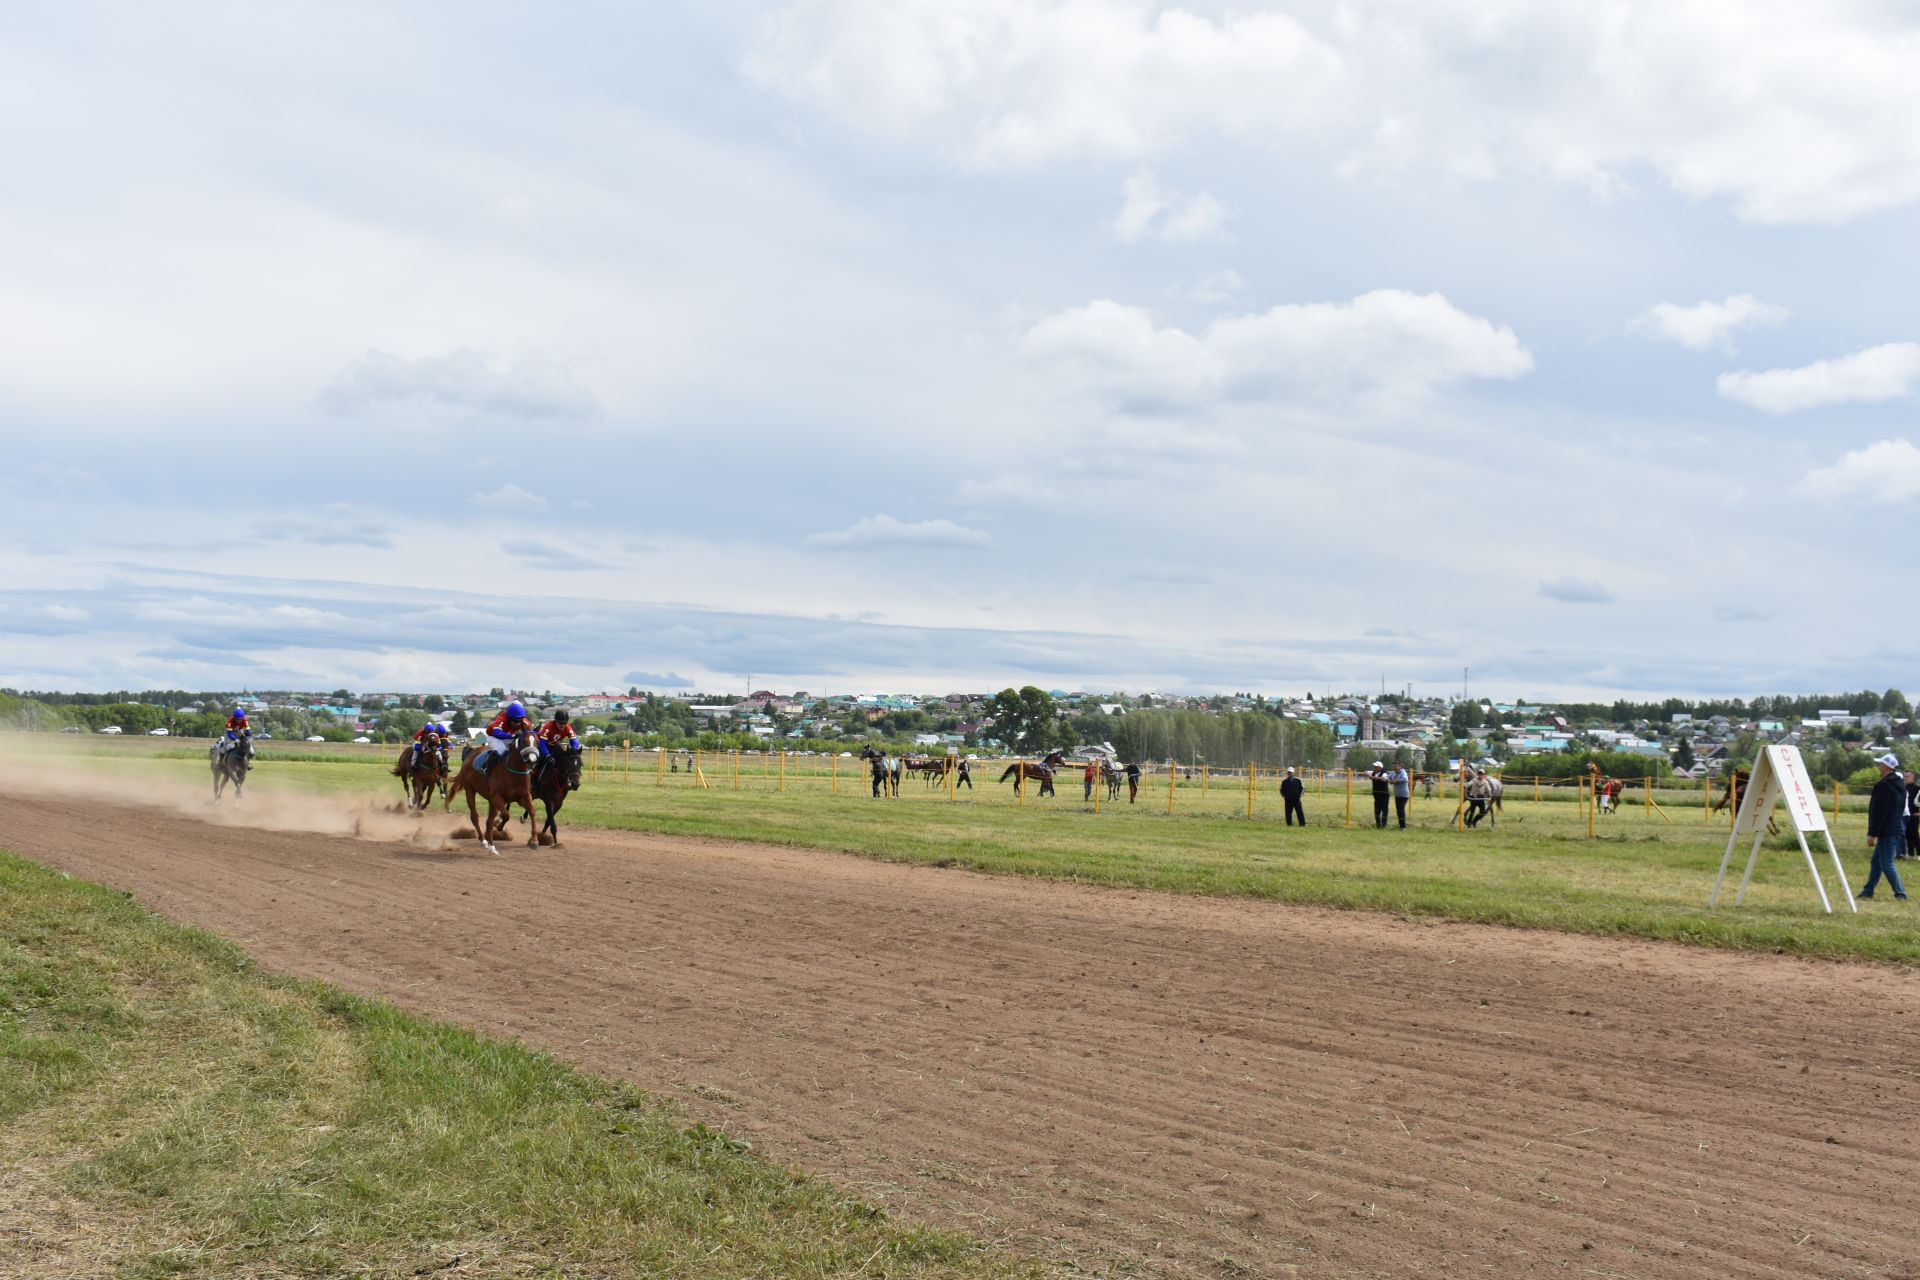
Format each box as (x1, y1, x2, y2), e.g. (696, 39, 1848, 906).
(7, 786, 1919, 1279)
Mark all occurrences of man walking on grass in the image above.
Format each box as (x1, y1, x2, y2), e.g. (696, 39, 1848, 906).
(1860, 753, 1908, 900)
(1281, 766, 1306, 826)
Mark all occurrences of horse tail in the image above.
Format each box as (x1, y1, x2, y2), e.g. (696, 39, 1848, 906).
(998, 764, 1017, 784)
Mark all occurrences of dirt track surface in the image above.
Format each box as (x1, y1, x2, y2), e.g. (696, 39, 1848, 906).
(8, 787, 1918, 1279)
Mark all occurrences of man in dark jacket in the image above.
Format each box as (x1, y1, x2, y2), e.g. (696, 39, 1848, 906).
(1369, 761, 1390, 828)
(1281, 767, 1306, 825)
(1859, 753, 1909, 900)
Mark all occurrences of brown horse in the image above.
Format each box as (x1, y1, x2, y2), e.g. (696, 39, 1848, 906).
(445, 731, 540, 852)
(998, 750, 1065, 797)
(1712, 767, 1779, 834)
(390, 740, 448, 811)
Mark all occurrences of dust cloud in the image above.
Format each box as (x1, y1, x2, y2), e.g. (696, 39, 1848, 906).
(12, 756, 463, 850)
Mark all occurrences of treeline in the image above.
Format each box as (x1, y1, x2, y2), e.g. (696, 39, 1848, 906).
(1108, 709, 1338, 770)
(1554, 689, 1909, 725)
(1508, 752, 1674, 781)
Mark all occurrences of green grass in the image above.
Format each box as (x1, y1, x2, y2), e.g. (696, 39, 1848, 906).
(14, 735, 1920, 966)
(0, 848, 1045, 1279)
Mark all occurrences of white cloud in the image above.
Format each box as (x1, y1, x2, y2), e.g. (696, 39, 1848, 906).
(1538, 577, 1613, 604)
(319, 349, 600, 420)
(744, 0, 1341, 168)
(1632, 294, 1787, 352)
(1022, 290, 1531, 410)
(1175, 269, 1246, 304)
(470, 483, 550, 509)
(501, 539, 611, 571)
(1717, 343, 1920, 413)
(1111, 171, 1226, 243)
(1799, 439, 1920, 504)
(806, 514, 991, 549)
(750, 1, 1920, 224)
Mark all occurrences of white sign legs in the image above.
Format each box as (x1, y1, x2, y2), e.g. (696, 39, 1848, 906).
(1707, 746, 1856, 915)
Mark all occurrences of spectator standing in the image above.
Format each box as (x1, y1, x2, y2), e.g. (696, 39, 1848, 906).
(1281, 767, 1306, 826)
(1369, 761, 1391, 828)
(1125, 760, 1141, 804)
(1387, 763, 1411, 829)
(1083, 758, 1098, 802)
(1860, 753, 1909, 899)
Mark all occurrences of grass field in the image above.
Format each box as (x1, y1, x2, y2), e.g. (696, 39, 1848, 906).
(14, 735, 1919, 965)
(0, 847, 1043, 1279)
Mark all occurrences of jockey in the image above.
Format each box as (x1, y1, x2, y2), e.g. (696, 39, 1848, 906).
(221, 707, 250, 753)
(412, 721, 443, 767)
(476, 701, 532, 773)
(536, 708, 579, 756)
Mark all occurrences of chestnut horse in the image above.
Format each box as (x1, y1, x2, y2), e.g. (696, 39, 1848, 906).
(390, 740, 448, 811)
(445, 731, 540, 852)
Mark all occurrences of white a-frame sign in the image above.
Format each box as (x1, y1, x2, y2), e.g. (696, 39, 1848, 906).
(1708, 746, 1855, 914)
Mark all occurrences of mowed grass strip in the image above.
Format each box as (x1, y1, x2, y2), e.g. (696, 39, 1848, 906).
(0, 849, 1046, 1280)
(17, 737, 1920, 966)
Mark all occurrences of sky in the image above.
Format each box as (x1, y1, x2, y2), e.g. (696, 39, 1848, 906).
(4, 0, 1920, 702)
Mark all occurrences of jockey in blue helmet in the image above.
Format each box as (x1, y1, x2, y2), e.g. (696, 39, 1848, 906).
(476, 700, 531, 773)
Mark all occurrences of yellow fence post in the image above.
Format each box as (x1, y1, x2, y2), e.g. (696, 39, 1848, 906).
(779, 750, 786, 793)
(831, 751, 837, 795)
(1344, 768, 1353, 828)
(1202, 764, 1209, 795)
(1017, 758, 1026, 807)
(623, 740, 630, 778)
(1246, 761, 1255, 820)
(1092, 761, 1100, 814)
(1453, 768, 1466, 831)
(1167, 759, 1177, 815)
(1645, 774, 1651, 813)
(1587, 774, 1597, 839)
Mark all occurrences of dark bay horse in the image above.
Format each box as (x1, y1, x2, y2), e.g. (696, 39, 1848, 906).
(209, 734, 253, 803)
(445, 731, 540, 852)
(390, 740, 448, 811)
(529, 740, 584, 847)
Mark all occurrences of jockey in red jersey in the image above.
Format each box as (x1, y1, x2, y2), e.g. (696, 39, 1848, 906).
(412, 721, 445, 768)
(220, 707, 254, 769)
(536, 708, 578, 755)
(476, 701, 532, 773)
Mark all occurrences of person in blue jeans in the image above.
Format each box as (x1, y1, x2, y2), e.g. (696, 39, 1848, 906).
(1859, 752, 1909, 900)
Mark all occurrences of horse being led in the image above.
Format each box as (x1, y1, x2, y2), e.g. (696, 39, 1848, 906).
(998, 750, 1065, 798)
(860, 746, 897, 798)
(209, 733, 253, 803)
(1100, 758, 1123, 801)
(391, 740, 448, 811)
(529, 739, 583, 847)
(445, 730, 540, 853)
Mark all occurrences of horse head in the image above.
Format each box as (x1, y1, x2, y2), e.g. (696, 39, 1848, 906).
(514, 729, 539, 766)
(559, 741, 583, 790)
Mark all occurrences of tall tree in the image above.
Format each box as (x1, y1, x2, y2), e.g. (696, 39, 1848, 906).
(984, 686, 1060, 753)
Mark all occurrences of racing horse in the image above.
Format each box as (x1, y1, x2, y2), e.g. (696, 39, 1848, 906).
(209, 733, 253, 803)
(528, 739, 584, 847)
(1100, 758, 1123, 801)
(998, 750, 1066, 798)
(390, 739, 448, 811)
(445, 730, 541, 852)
